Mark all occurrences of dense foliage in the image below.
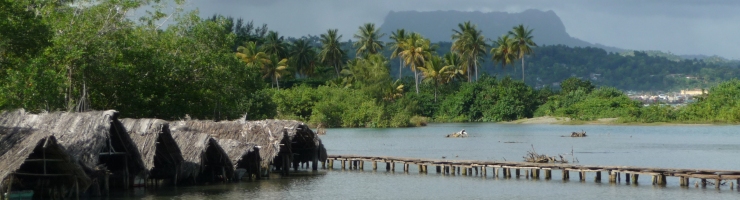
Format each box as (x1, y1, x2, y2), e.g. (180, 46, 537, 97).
(4, 0, 740, 127)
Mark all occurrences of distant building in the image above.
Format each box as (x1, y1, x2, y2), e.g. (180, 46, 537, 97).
(680, 89, 704, 96)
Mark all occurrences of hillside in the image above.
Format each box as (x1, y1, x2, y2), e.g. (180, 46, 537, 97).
(379, 9, 622, 52)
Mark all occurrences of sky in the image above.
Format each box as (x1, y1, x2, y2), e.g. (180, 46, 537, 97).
(185, 0, 740, 59)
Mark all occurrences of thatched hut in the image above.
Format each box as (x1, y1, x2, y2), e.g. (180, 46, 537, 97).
(0, 109, 145, 197)
(169, 121, 234, 184)
(120, 119, 183, 184)
(237, 120, 326, 173)
(168, 120, 261, 180)
(1, 111, 90, 199)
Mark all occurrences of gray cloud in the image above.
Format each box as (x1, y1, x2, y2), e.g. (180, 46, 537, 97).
(188, 0, 740, 59)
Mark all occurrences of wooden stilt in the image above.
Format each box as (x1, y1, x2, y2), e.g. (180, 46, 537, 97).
(715, 179, 721, 189)
(360, 161, 364, 170)
(625, 173, 630, 183)
(451, 166, 456, 175)
(515, 169, 520, 178)
(328, 159, 334, 169)
(701, 179, 707, 187)
(474, 166, 479, 176)
(482, 167, 487, 177)
(75, 179, 80, 200)
(341, 160, 346, 169)
(545, 169, 551, 180)
(534, 169, 540, 179)
(525, 169, 529, 179)
(631, 174, 639, 184)
(595, 171, 601, 182)
(312, 150, 319, 171)
(609, 171, 616, 183)
(651, 175, 656, 185)
(563, 169, 569, 180)
(436, 166, 441, 173)
(372, 161, 377, 170)
(578, 170, 583, 181)
(391, 162, 395, 171)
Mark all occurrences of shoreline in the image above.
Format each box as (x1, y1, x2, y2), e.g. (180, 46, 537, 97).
(501, 116, 720, 126)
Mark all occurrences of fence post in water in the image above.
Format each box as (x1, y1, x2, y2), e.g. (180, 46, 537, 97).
(578, 171, 585, 181)
(562, 169, 569, 180)
(545, 169, 551, 180)
(595, 171, 601, 182)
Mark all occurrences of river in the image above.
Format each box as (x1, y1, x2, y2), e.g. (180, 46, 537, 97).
(113, 123, 740, 199)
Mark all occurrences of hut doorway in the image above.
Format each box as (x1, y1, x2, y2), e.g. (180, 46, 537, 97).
(198, 140, 233, 183)
(98, 125, 138, 189)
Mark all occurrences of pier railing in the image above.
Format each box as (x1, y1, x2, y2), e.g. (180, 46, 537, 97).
(325, 155, 740, 189)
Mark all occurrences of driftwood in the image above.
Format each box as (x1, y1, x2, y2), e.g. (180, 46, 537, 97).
(445, 129, 468, 138)
(570, 130, 587, 137)
(523, 145, 568, 163)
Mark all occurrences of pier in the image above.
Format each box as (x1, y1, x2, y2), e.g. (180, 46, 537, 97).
(326, 155, 740, 189)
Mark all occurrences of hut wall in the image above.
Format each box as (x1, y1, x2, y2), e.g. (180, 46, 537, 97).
(120, 118, 183, 180)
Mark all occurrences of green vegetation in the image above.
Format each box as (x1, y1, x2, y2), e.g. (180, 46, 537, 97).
(4, 0, 740, 127)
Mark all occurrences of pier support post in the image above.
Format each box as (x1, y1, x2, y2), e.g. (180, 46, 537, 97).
(595, 171, 601, 182)
(444, 166, 449, 174)
(436, 166, 441, 173)
(482, 167, 487, 177)
(328, 159, 334, 169)
(631, 174, 639, 184)
(404, 163, 409, 172)
(385, 162, 390, 171)
(360, 161, 364, 170)
(515, 169, 520, 178)
(701, 179, 707, 187)
(715, 179, 721, 189)
(341, 160, 346, 170)
(737, 178, 739, 189)
(474, 166, 479, 176)
(609, 171, 617, 183)
(562, 169, 569, 180)
(372, 161, 377, 170)
(462, 167, 468, 175)
(660, 175, 666, 185)
(526, 170, 530, 179)
(578, 171, 584, 181)
(451, 166, 456, 175)
(391, 162, 396, 171)
(625, 173, 630, 183)
(545, 169, 551, 180)
(492, 167, 497, 178)
(534, 169, 540, 179)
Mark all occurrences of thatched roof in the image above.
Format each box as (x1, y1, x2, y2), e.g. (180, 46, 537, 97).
(236, 119, 323, 167)
(120, 118, 183, 178)
(169, 120, 258, 169)
(1, 109, 146, 177)
(169, 120, 233, 181)
(0, 110, 90, 192)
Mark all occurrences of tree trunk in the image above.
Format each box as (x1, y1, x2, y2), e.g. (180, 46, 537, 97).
(275, 76, 280, 89)
(521, 57, 525, 82)
(413, 64, 419, 94)
(399, 59, 403, 80)
(475, 58, 479, 81)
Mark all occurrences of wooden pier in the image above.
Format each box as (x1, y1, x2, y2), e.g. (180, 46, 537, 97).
(325, 155, 740, 189)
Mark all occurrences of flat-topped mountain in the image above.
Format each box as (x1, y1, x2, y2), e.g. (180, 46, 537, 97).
(379, 9, 621, 52)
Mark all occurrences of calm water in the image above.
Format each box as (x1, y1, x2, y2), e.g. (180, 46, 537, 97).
(115, 123, 740, 199)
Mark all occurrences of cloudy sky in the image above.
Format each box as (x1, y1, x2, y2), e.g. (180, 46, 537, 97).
(187, 0, 740, 59)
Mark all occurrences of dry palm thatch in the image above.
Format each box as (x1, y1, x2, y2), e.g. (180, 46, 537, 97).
(238, 119, 325, 169)
(1, 109, 146, 192)
(0, 110, 91, 197)
(169, 120, 234, 183)
(120, 119, 183, 180)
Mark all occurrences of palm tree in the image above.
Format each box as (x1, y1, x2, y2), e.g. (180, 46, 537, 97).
(420, 55, 454, 102)
(399, 32, 433, 94)
(262, 54, 289, 89)
(443, 52, 466, 82)
(491, 35, 516, 76)
(319, 29, 346, 77)
(389, 29, 408, 80)
(236, 41, 269, 68)
(261, 31, 287, 58)
(353, 23, 386, 57)
(451, 21, 488, 82)
(508, 24, 537, 82)
(289, 39, 316, 77)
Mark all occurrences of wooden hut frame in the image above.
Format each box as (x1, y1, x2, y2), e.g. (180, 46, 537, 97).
(239, 120, 326, 175)
(1, 109, 145, 194)
(170, 121, 234, 184)
(120, 119, 184, 186)
(170, 120, 262, 180)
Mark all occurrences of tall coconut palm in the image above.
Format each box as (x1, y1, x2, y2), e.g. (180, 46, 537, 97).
(508, 24, 537, 82)
(389, 29, 408, 80)
(261, 31, 288, 58)
(451, 21, 488, 82)
(420, 55, 454, 102)
(289, 39, 316, 77)
(399, 32, 432, 94)
(319, 29, 346, 77)
(236, 41, 269, 68)
(262, 54, 289, 89)
(443, 52, 465, 82)
(353, 23, 386, 57)
(491, 35, 516, 76)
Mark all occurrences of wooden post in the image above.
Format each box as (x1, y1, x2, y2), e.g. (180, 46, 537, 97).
(534, 169, 540, 179)
(701, 179, 707, 187)
(75, 179, 80, 200)
(444, 166, 449, 174)
(462, 167, 468, 175)
(7, 174, 13, 198)
(312, 149, 319, 171)
(391, 162, 396, 171)
(625, 173, 630, 183)
(715, 179, 721, 189)
(360, 161, 364, 170)
(341, 160, 346, 169)
(737, 178, 739, 189)
(515, 169, 520, 178)
(651, 175, 656, 185)
(372, 161, 377, 170)
(451, 165, 456, 175)
(631, 174, 639, 184)
(474, 166, 479, 176)
(545, 169, 551, 180)
(104, 171, 110, 196)
(436, 166, 441, 173)
(327, 159, 333, 169)
(562, 169, 569, 180)
(482, 166, 487, 177)
(403, 163, 409, 172)
(609, 171, 617, 183)
(617, 172, 621, 182)
(595, 171, 601, 182)
(579, 171, 585, 181)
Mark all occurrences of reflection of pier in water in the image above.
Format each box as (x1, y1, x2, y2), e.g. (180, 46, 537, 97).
(326, 155, 740, 189)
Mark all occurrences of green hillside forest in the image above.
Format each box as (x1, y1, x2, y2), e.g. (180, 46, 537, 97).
(3, 0, 740, 127)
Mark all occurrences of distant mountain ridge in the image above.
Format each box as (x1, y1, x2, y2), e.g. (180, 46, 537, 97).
(379, 9, 623, 52)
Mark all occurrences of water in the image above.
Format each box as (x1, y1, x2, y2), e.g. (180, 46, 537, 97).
(116, 123, 740, 199)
